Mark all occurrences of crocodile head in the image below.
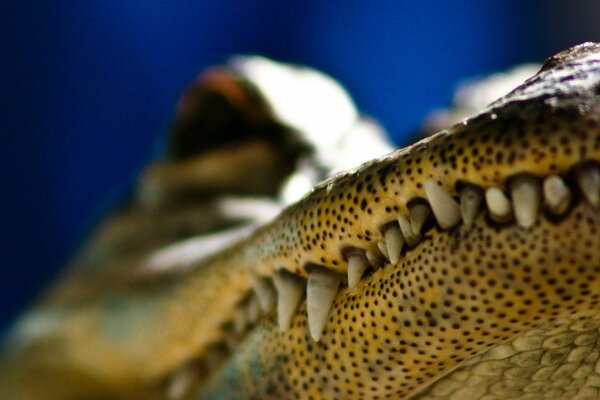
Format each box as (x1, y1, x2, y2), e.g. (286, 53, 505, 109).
(2, 43, 600, 400)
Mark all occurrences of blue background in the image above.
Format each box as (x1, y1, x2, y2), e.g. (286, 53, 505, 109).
(2, 1, 600, 332)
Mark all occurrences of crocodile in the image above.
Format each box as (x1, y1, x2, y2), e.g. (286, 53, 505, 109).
(2, 43, 600, 400)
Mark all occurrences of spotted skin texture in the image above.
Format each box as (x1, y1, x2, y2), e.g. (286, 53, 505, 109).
(200, 202, 600, 399)
(247, 101, 600, 279)
(195, 44, 600, 398)
(2, 44, 600, 399)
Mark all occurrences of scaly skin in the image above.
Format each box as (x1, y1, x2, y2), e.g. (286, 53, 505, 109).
(203, 204, 600, 399)
(2, 43, 600, 399)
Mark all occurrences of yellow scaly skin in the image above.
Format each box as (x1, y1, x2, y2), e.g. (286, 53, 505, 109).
(2, 43, 600, 399)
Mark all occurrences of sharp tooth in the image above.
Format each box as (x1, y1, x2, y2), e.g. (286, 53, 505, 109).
(485, 187, 512, 222)
(460, 185, 483, 228)
(307, 268, 342, 341)
(384, 225, 403, 264)
(246, 295, 261, 324)
(576, 165, 600, 207)
(424, 180, 461, 229)
(347, 252, 369, 288)
(250, 274, 276, 312)
(234, 306, 247, 334)
(410, 203, 430, 236)
(377, 240, 390, 261)
(543, 175, 571, 214)
(397, 215, 419, 247)
(511, 176, 541, 228)
(365, 249, 384, 267)
(273, 271, 305, 331)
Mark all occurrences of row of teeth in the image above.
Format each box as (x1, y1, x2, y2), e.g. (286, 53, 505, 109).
(230, 163, 599, 344)
(165, 164, 600, 397)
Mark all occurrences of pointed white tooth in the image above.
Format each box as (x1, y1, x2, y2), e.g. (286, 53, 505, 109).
(234, 306, 247, 335)
(365, 249, 383, 268)
(377, 240, 390, 261)
(273, 271, 305, 331)
(576, 165, 600, 207)
(307, 268, 342, 341)
(543, 175, 571, 214)
(410, 203, 430, 236)
(397, 214, 419, 247)
(424, 179, 461, 229)
(347, 252, 369, 288)
(511, 176, 541, 228)
(246, 295, 261, 324)
(250, 274, 276, 312)
(485, 187, 512, 222)
(460, 185, 483, 228)
(384, 225, 403, 264)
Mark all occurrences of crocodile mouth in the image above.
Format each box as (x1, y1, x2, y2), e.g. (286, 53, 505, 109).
(171, 106, 600, 399)
(2, 44, 600, 400)
(197, 201, 600, 400)
(161, 46, 600, 398)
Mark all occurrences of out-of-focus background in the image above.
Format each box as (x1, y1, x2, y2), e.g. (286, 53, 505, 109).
(2, 1, 600, 333)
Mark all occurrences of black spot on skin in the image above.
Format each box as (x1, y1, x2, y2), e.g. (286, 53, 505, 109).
(377, 160, 397, 185)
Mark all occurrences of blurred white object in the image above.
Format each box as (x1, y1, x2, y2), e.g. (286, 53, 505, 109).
(233, 56, 393, 204)
(421, 64, 541, 136)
